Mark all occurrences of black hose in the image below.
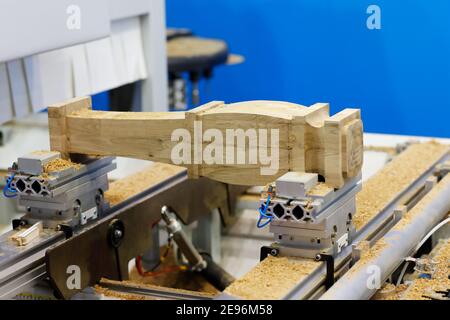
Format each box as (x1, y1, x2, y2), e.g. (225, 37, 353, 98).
(199, 253, 235, 291)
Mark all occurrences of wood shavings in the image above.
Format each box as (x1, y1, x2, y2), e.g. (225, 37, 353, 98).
(224, 255, 319, 300)
(362, 239, 388, 261)
(9, 222, 43, 246)
(94, 285, 152, 300)
(96, 278, 215, 300)
(105, 163, 185, 206)
(402, 278, 449, 300)
(118, 280, 216, 298)
(373, 283, 408, 300)
(43, 158, 81, 173)
(393, 174, 450, 231)
(400, 238, 450, 300)
(374, 238, 450, 300)
(354, 142, 449, 230)
(307, 183, 333, 196)
(348, 239, 388, 275)
(127, 246, 219, 295)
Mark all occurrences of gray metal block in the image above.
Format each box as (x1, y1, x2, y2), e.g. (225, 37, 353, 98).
(17, 151, 60, 175)
(262, 174, 361, 258)
(275, 172, 318, 199)
(10, 154, 116, 229)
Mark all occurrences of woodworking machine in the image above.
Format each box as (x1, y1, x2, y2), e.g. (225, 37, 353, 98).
(1, 95, 449, 301)
(0, 151, 245, 299)
(6, 152, 115, 230)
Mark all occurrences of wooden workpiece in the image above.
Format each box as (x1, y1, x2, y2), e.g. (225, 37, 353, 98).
(48, 97, 363, 188)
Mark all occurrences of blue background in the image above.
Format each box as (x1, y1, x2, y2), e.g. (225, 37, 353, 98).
(166, 0, 450, 138)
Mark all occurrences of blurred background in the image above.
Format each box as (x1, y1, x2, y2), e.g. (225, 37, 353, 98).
(165, 0, 450, 138)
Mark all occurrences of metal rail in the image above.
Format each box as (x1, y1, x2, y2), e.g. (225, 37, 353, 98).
(0, 230, 64, 298)
(321, 174, 450, 299)
(98, 281, 214, 300)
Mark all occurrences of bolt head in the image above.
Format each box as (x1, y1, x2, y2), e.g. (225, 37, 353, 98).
(114, 229, 123, 239)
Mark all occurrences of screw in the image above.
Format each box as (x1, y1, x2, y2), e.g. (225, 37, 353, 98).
(161, 205, 173, 225)
(113, 229, 123, 240)
(95, 191, 103, 206)
(161, 205, 169, 215)
(271, 249, 278, 256)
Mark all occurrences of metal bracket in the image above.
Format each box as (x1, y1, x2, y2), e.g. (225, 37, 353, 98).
(107, 219, 125, 249)
(315, 253, 335, 289)
(57, 224, 73, 239)
(260, 246, 279, 261)
(12, 219, 27, 230)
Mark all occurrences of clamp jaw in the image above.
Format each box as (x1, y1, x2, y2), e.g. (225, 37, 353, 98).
(5, 151, 116, 230)
(260, 171, 361, 259)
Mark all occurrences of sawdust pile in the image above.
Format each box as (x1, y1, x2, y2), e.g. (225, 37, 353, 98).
(400, 238, 450, 300)
(118, 280, 215, 298)
(128, 246, 219, 295)
(95, 277, 215, 300)
(105, 163, 185, 206)
(393, 174, 450, 231)
(94, 285, 152, 300)
(43, 158, 81, 173)
(348, 239, 388, 276)
(308, 183, 333, 196)
(354, 142, 449, 230)
(373, 283, 408, 300)
(224, 256, 319, 300)
(361, 239, 388, 261)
